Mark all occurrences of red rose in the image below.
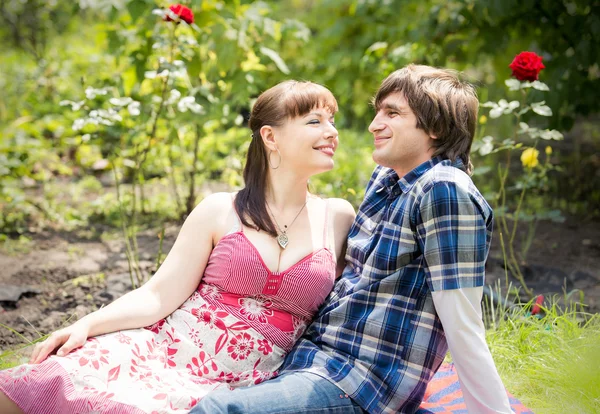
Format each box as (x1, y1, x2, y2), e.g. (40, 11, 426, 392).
(509, 51, 545, 81)
(165, 4, 194, 25)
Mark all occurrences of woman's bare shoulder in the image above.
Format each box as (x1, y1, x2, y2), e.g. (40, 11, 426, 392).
(326, 197, 356, 217)
(187, 192, 236, 223)
(325, 197, 356, 232)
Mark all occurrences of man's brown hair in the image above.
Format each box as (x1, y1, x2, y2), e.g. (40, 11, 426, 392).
(374, 64, 479, 174)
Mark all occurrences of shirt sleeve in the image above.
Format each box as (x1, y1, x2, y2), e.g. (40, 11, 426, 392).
(432, 287, 514, 414)
(416, 181, 489, 291)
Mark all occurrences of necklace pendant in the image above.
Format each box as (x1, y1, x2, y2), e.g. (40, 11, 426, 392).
(277, 233, 289, 249)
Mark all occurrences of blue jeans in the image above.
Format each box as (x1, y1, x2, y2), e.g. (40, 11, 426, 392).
(190, 371, 363, 414)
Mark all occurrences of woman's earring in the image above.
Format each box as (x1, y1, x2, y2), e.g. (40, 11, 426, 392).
(268, 148, 281, 169)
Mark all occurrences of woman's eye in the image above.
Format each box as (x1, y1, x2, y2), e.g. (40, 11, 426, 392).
(308, 119, 320, 124)
(330, 122, 336, 127)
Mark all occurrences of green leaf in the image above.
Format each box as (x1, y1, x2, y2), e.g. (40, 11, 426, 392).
(540, 129, 564, 140)
(107, 30, 121, 54)
(532, 102, 553, 116)
(259, 47, 290, 74)
(479, 136, 494, 155)
(505, 78, 521, 91)
(366, 42, 388, 55)
(121, 67, 137, 96)
(127, 0, 147, 22)
(187, 54, 202, 81)
(531, 81, 550, 91)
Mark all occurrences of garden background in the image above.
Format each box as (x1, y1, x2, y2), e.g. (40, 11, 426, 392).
(0, 0, 599, 412)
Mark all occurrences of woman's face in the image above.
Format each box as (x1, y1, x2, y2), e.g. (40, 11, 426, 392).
(272, 106, 338, 177)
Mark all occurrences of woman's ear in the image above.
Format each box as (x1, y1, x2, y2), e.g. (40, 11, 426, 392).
(260, 125, 278, 151)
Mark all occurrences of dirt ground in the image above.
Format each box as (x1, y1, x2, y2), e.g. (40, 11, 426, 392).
(1, 216, 599, 354)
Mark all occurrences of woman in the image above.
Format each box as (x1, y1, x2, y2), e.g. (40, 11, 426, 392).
(0, 80, 355, 414)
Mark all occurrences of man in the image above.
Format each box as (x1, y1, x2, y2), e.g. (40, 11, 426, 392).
(192, 65, 513, 413)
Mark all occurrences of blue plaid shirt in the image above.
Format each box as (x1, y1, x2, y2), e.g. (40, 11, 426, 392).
(281, 157, 493, 414)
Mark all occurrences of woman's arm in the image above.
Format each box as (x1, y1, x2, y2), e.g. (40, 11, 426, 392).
(30, 192, 230, 363)
(329, 198, 356, 277)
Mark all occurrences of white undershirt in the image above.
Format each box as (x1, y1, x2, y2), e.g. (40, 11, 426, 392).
(431, 287, 514, 414)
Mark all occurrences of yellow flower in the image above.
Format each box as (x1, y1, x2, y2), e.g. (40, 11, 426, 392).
(479, 115, 487, 125)
(545, 146, 552, 156)
(521, 147, 540, 169)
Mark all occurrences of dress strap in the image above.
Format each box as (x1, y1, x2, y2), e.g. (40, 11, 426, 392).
(322, 199, 330, 248)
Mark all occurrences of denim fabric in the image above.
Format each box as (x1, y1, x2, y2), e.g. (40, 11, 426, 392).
(190, 371, 363, 414)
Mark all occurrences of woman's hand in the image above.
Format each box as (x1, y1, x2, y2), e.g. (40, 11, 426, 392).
(29, 321, 91, 364)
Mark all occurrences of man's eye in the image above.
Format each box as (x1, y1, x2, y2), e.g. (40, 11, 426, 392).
(388, 111, 398, 117)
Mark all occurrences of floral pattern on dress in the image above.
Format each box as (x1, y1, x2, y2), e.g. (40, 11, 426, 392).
(78, 339, 110, 370)
(0, 286, 292, 414)
(291, 316, 308, 342)
(200, 284, 223, 300)
(192, 304, 228, 331)
(5, 364, 37, 386)
(227, 332, 254, 361)
(238, 296, 273, 323)
(145, 319, 166, 334)
(257, 338, 273, 355)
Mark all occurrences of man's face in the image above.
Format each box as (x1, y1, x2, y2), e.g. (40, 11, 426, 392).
(368, 92, 435, 175)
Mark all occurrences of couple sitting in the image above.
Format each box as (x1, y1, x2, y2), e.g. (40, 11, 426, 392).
(0, 64, 514, 414)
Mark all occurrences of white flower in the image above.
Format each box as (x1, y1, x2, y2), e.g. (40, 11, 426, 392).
(127, 101, 141, 116)
(177, 96, 204, 114)
(151, 8, 168, 18)
(167, 89, 182, 105)
(73, 118, 86, 131)
(94, 108, 122, 122)
(109, 97, 133, 106)
(59, 100, 85, 110)
(85, 87, 109, 100)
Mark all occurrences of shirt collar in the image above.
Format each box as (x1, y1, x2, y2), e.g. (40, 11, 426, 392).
(397, 156, 465, 193)
(374, 168, 400, 196)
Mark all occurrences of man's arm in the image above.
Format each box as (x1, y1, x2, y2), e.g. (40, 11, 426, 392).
(432, 287, 513, 414)
(417, 180, 512, 413)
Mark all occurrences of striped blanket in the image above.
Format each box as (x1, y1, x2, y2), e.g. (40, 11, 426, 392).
(417, 363, 533, 413)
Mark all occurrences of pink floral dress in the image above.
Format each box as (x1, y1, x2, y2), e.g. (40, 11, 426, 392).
(0, 210, 336, 414)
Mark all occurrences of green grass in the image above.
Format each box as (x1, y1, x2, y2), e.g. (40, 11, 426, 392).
(485, 295, 600, 414)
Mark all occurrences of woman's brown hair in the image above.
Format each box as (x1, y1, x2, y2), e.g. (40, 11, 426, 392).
(235, 80, 338, 236)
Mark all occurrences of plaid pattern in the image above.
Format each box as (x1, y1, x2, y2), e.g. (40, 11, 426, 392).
(281, 157, 494, 414)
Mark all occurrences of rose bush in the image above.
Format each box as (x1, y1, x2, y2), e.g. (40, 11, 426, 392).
(509, 51, 545, 81)
(476, 51, 563, 297)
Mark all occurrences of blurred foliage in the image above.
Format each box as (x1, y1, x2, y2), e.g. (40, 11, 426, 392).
(275, 0, 600, 131)
(0, 0, 599, 240)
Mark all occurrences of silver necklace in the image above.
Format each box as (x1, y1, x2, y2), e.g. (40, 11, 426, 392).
(266, 200, 308, 249)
